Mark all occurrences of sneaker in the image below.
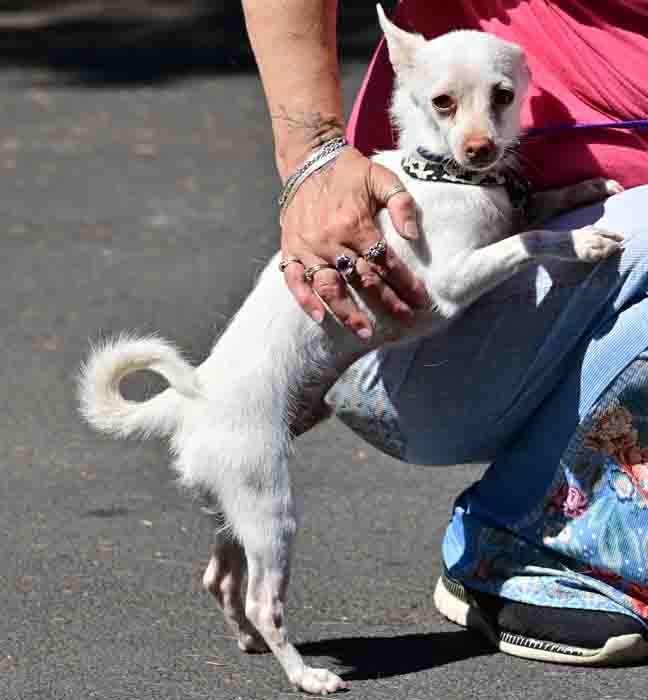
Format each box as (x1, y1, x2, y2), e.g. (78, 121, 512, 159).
(434, 568, 648, 665)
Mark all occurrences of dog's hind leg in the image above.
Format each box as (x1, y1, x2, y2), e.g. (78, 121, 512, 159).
(221, 451, 348, 695)
(202, 533, 268, 653)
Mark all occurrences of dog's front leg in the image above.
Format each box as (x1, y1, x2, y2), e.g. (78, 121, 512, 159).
(526, 177, 624, 227)
(521, 226, 624, 262)
(432, 226, 623, 316)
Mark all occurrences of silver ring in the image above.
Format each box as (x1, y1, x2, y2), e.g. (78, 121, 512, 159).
(335, 254, 357, 281)
(362, 238, 387, 262)
(383, 185, 407, 204)
(278, 256, 303, 273)
(303, 263, 335, 284)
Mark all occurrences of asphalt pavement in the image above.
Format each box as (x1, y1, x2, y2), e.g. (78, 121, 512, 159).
(0, 48, 644, 700)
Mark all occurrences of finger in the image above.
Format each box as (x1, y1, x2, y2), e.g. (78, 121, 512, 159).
(352, 257, 415, 326)
(301, 255, 373, 340)
(372, 167, 420, 240)
(282, 257, 326, 324)
(334, 217, 384, 260)
(368, 245, 430, 310)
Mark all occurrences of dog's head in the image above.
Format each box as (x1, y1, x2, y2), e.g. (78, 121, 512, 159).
(378, 5, 530, 172)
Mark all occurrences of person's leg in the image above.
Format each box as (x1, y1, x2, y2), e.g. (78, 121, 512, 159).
(327, 185, 648, 662)
(434, 350, 648, 664)
(329, 185, 648, 465)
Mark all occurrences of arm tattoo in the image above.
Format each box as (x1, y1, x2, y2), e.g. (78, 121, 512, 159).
(271, 106, 345, 148)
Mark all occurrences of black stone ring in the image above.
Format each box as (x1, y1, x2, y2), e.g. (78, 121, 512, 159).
(362, 238, 387, 262)
(335, 254, 358, 281)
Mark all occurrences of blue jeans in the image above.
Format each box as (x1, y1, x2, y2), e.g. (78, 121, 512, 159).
(326, 185, 648, 624)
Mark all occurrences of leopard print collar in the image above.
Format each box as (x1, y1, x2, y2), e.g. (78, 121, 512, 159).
(401, 147, 531, 215)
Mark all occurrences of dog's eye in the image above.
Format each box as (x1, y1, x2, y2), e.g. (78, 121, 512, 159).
(431, 94, 455, 112)
(492, 87, 515, 107)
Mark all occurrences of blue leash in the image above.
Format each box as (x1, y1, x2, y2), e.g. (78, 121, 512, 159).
(525, 118, 648, 138)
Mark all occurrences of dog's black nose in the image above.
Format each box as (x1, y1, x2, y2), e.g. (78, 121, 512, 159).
(464, 138, 496, 164)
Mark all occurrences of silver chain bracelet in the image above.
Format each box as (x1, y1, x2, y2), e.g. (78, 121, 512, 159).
(278, 136, 348, 224)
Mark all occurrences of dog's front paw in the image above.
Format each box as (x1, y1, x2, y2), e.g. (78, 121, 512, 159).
(585, 177, 624, 199)
(602, 178, 624, 196)
(572, 226, 624, 262)
(571, 177, 624, 206)
(291, 666, 348, 695)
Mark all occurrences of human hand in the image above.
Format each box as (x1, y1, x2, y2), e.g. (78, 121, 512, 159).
(280, 147, 430, 340)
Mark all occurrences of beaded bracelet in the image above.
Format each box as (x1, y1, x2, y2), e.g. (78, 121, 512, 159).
(278, 136, 348, 224)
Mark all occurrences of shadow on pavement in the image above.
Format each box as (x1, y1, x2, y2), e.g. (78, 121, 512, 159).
(298, 629, 494, 681)
(0, 2, 396, 85)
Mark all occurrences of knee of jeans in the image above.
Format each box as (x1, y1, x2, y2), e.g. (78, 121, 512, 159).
(601, 185, 648, 251)
(561, 186, 648, 297)
(327, 350, 414, 461)
(328, 383, 408, 461)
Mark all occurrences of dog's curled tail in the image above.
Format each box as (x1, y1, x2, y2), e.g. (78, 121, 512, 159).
(78, 334, 201, 440)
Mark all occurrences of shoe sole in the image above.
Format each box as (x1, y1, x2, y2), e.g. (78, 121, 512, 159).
(434, 575, 648, 666)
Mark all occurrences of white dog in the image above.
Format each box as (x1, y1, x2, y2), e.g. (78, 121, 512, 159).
(79, 7, 624, 694)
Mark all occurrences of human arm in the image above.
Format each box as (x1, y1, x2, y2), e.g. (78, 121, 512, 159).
(241, 0, 429, 338)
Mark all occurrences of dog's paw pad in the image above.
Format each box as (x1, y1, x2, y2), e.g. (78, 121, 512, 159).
(292, 666, 348, 695)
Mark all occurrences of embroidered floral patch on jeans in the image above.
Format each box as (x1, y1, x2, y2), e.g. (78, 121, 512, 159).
(444, 358, 648, 625)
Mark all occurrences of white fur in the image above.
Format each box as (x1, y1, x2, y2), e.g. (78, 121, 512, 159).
(79, 9, 624, 695)
(79, 334, 201, 439)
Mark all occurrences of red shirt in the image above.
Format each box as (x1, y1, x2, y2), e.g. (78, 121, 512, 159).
(347, 1, 648, 189)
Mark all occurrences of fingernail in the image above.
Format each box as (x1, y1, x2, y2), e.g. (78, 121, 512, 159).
(310, 309, 325, 324)
(357, 327, 373, 340)
(403, 220, 419, 240)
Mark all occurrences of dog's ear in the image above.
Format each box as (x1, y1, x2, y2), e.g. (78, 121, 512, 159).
(519, 54, 532, 93)
(377, 4, 425, 75)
